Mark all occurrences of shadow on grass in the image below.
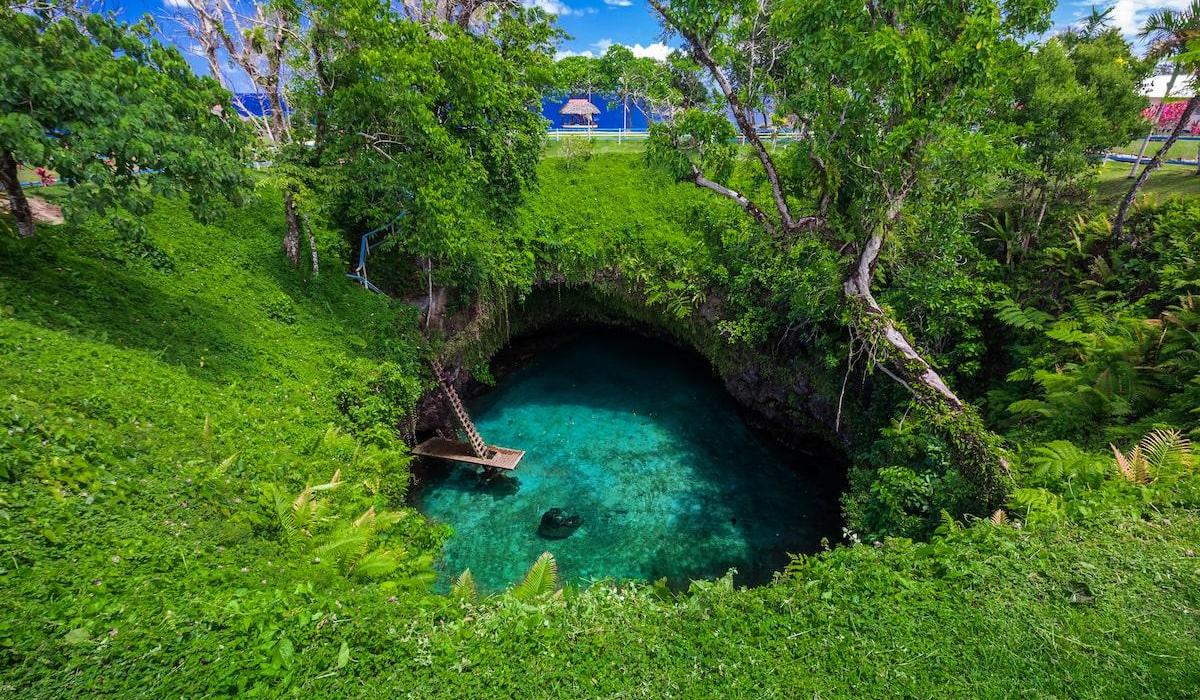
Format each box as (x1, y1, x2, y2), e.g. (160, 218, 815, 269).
(0, 225, 259, 380)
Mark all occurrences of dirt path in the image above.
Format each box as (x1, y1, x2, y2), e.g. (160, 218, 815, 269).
(1, 193, 64, 225)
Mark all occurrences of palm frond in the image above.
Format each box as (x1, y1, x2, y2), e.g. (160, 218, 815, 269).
(509, 552, 559, 601)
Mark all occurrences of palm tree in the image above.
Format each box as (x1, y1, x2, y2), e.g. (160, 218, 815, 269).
(1113, 4, 1200, 240)
(1080, 5, 1114, 40)
(1126, 3, 1200, 178)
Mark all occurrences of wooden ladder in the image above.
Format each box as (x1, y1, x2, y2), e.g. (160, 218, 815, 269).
(430, 359, 488, 458)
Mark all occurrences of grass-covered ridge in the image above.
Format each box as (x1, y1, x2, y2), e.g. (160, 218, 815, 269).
(2, 159, 1199, 696)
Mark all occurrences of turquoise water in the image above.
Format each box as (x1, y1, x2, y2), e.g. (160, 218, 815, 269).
(415, 331, 841, 593)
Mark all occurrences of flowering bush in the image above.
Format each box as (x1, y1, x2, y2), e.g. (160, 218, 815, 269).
(1141, 100, 1200, 133)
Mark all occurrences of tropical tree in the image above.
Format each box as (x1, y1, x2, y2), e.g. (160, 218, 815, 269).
(292, 0, 556, 297)
(169, 0, 312, 268)
(1004, 24, 1147, 246)
(1113, 30, 1200, 240)
(555, 54, 604, 100)
(0, 8, 247, 238)
(647, 0, 1055, 509)
(1125, 2, 1200, 178)
(666, 50, 709, 110)
(1076, 4, 1115, 40)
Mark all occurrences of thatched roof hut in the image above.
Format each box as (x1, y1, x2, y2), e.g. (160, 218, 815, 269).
(559, 98, 599, 127)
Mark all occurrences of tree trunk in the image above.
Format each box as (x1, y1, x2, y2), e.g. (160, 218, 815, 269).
(1, 150, 36, 238)
(843, 226, 965, 412)
(302, 215, 319, 275)
(282, 190, 301, 266)
(1113, 94, 1200, 241)
(843, 209, 1009, 507)
(1130, 66, 1178, 178)
(646, 0, 806, 232)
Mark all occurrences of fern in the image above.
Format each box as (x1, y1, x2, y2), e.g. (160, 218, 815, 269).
(1025, 441, 1106, 490)
(1139, 428, 1192, 472)
(451, 569, 478, 602)
(1114, 428, 1193, 484)
(509, 552, 559, 601)
(1045, 320, 1092, 346)
(1009, 487, 1064, 522)
(1007, 398, 1053, 417)
(351, 549, 401, 579)
(934, 510, 961, 535)
(317, 528, 370, 568)
(990, 509, 1008, 526)
(995, 299, 1051, 331)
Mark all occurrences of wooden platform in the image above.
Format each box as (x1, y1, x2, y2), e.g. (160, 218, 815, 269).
(411, 437, 525, 470)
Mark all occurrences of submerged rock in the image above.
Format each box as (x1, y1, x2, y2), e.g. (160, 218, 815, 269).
(537, 507, 582, 539)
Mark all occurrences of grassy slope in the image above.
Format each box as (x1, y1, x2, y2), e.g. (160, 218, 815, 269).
(1095, 160, 1200, 206)
(1, 163, 1198, 697)
(1112, 138, 1200, 161)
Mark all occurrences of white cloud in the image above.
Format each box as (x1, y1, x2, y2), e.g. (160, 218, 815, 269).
(163, 0, 191, 7)
(1110, 0, 1194, 38)
(629, 42, 672, 61)
(523, 0, 581, 16)
(604, 0, 634, 6)
(554, 39, 675, 62)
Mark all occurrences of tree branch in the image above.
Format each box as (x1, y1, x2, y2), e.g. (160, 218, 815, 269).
(647, 0, 816, 234)
(688, 165, 776, 237)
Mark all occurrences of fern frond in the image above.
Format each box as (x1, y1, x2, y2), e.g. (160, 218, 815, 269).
(1111, 443, 1149, 484)
(351, 549, 400, 579)
(509, 552, 558, 602)
(317, 529, 371, 570)
(451, 569, 478, 602)
(309, 469, 342, 492)
(1138, 428, 1191, 473)
(353, 506, 377, 530)
(990, 509, 1009, 526)
(995, 299, 1052, 330)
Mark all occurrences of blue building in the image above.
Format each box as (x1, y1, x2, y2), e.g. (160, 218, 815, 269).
(541, 95, 658, 131)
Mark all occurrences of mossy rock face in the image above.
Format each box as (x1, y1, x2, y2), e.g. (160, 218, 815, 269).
(441, 281, 864, 452)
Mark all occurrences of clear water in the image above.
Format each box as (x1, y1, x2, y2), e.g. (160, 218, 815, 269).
(415, 331, 841, 593)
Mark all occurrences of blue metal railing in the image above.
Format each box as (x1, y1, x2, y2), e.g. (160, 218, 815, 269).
(345, 210, 405, 295)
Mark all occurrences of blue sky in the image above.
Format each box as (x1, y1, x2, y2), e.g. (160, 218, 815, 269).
(118, 0, 1183, 74)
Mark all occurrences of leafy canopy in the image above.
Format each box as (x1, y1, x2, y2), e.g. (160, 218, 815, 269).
(0, 9, 249, 231)
(294, 0, 557, 291)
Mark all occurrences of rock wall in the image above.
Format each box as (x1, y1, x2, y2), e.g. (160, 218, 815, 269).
(412, 280, 875, 454)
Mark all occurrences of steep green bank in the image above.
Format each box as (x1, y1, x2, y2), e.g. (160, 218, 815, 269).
(2, 157, 1199, 697)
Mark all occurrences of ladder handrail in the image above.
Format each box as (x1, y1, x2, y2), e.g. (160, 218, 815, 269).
(430, 359, 488, 458)
(344, 212, 494, 461)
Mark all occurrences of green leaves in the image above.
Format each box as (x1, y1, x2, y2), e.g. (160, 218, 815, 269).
(508, 551, 559, 601)
(451, 569, 478, 602)
(647, 108, 737, 183)
(294, 2, 552, 291)
(995, 299, 1053, 331)
(0, 9, 250, 236)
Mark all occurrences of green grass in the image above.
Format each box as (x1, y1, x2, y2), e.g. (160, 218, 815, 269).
(2, 163, 1199, 697)
(542, 136, 648, 157)
(1112, 138, 1200, 161)
(1095, 160, 1200, 207)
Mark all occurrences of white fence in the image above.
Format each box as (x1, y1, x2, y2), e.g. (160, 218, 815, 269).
(547, 128, 806, 145)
